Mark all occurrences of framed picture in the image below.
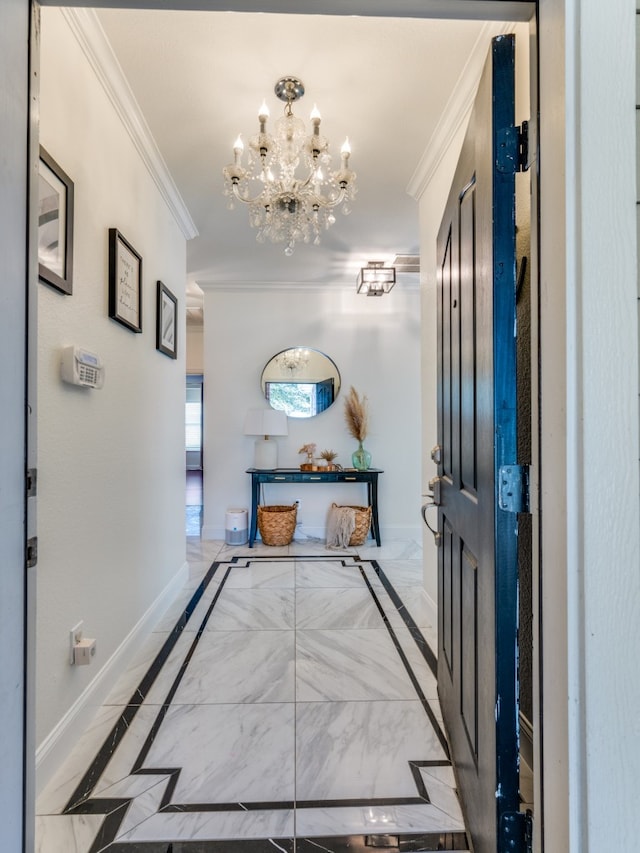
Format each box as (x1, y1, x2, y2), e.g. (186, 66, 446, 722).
(156, 280, 177, 359)
(38, 147, 74, 295)
(108, 228, 142, 333)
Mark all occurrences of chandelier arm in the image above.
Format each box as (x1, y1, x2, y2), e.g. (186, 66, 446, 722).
(230, 183, 269, 207)
(294, 170, 318, 193)
(231, 177, 347, 209)
(289, 169, 348, 207)
(307, 186, 348, 209)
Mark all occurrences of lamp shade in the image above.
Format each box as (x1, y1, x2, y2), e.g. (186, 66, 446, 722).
(244, 408, 288, 469)
(243, 408, 288, 438)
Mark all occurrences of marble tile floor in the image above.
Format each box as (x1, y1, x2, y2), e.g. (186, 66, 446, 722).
(36, 537, 471, 853)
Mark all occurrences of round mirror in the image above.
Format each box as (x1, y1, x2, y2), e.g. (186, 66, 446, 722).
(261, 347, 341, 419)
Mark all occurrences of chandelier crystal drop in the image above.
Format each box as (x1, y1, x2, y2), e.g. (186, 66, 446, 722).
(276, 347, 310, 376)
(223, 76, 356, 256)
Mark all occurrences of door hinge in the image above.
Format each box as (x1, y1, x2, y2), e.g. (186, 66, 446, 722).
(496, 120, 530, 174)
(26, 536, 38, 569)
(500, 810, 533, 852)
(498, 464, 530, 514)
(26, 467, 37, 498)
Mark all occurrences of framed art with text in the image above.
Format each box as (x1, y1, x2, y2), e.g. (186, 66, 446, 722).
(108, 228, 142, 333)
(156, 280, 177, 359)
(38, 147, 74, 295)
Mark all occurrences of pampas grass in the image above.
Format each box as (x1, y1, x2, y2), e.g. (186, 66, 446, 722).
(344, 386, 369, 443)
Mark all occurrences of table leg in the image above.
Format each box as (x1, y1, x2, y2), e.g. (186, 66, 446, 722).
(370, 478, 381, 546)
(249, 477, 259, 547)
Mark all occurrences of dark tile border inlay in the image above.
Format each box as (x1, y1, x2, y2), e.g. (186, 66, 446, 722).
(58, 555, 457, 851)
(65, 561, 225, 812)
(368, 559, 439, 678)
(356, 563, 449, 756)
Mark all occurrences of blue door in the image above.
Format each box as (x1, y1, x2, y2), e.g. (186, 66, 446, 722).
(435, 34, 528, 853)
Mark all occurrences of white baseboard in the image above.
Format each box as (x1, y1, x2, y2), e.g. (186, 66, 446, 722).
(420, 586, 438, 616)
(379, 525, 423, 541)
(201, 525, 224, 540)
(418, 587, 439, 666)
(201, 524, 423, 544)
(35, 560, 189, 796)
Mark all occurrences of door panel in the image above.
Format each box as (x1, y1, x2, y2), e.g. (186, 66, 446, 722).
(436, 34, 522, 853)
(460, 545, 478, 761)
(441, 519, 454, 675)
(459, 178, 477, 494)
(441, 228, 453, 479)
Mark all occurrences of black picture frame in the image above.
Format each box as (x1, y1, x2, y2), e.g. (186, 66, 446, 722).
(156, 280, 178, 359)
(38, 147, 74, 295)
(108, 228, 142, 333)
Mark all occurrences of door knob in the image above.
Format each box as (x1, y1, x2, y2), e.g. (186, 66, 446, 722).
(421, 502, 441, 546)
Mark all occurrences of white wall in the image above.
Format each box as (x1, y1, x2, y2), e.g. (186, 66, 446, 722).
(200, 283, 421, 541)
(539, 0, 640, 850)
(36, 8, 187, 757)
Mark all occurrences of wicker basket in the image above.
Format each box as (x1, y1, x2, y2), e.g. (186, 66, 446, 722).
(331, 502, 372, 546)
(257, 504, 298, 546)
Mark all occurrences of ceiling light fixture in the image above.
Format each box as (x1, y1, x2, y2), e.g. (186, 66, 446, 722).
(223, 76, 356, 256)
(356, 261, 396, 296)
(276, 347, 310, 376)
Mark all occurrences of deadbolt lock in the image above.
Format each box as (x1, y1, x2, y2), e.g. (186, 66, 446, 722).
(428, 476, 441, 505)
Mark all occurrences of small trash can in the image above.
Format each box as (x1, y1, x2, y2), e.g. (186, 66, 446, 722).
(225, 508, 248, 545)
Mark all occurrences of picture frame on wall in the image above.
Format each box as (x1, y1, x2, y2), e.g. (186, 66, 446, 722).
(108, 228, 142, 333)
(38, 147, 74, 295)
(156, 280, 177, 359)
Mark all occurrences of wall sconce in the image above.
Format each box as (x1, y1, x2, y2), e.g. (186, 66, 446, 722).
(244, 408, 288, 469)
(356, 261, 396, 296)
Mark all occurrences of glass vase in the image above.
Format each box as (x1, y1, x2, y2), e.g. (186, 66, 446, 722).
(352, 441, 372, 471)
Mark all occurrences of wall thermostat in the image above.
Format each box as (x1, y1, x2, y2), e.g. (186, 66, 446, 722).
(61, 346, 105, 389)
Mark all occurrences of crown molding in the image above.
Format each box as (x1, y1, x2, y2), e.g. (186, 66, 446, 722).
(196, 278, 420, 294)
(406, 20, 513, 201)
(60, 8, 199, 240)
(197, 280, 349, 293)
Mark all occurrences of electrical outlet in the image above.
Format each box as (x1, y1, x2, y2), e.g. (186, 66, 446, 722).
(69, 620, 83, 665)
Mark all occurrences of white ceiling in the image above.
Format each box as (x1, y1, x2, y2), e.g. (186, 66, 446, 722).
(94, 9, 497, 298)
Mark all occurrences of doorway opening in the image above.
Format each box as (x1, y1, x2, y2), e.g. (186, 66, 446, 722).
(28, 5, 540, 853)
(186, 374, 204, 536)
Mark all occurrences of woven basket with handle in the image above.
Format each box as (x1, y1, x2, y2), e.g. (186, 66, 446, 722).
(257, 504, 298, 546)
(331, 502, 372, 546)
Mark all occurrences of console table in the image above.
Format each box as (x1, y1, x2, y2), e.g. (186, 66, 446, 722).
(246, 468, 383, 547)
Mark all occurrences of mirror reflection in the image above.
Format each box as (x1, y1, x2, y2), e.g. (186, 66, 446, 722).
(261, 347, 341, 419)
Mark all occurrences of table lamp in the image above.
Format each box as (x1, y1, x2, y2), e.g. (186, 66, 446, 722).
(244, 408, 288, 469)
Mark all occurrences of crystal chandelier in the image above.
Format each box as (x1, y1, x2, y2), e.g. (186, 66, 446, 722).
(276, 347, 310, 376)
(223, 76, 356, 256)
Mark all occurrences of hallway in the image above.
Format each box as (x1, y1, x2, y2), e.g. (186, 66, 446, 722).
(35, 532, 470, 852)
